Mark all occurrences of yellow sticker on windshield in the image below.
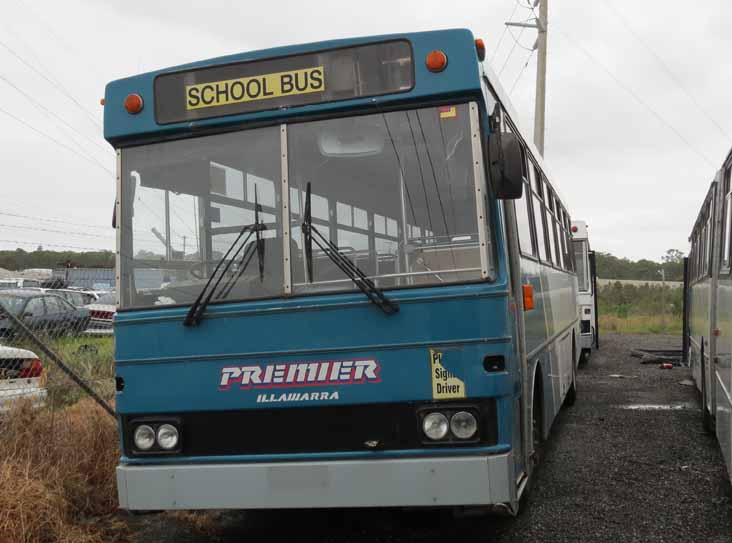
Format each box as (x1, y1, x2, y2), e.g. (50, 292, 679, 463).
(185, 66, 325, 110)
(430, 349, 466, 400)
(439, 105, 457, 119)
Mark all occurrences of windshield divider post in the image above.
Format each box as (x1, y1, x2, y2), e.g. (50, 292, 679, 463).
(280, 123, 292, 294)
(470, 101, 491, 279)
(115, 149, 122, 309)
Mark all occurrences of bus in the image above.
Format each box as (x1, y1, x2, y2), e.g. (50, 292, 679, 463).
(687, 156, 732, 482)
(105, 29, 582, 514)
(571, 220, 598, 360)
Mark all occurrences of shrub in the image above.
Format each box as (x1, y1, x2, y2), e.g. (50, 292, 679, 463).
(0, 399, 124, 543)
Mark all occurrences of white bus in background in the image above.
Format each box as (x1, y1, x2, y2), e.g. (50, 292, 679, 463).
(571, 221, 599, 360)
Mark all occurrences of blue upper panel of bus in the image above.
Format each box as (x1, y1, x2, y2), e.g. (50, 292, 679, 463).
(103, 29, 483, 145)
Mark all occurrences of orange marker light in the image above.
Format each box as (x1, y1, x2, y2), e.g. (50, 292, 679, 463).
(571, 225, 578, 233)
(100, 98, 105, 106)
(522, 284, 535, 311)
(124, 93, 144, 114)
(475, 38, 486, 61)
(426, 50, 448, 72)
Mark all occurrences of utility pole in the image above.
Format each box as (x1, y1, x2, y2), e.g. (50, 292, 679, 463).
(505, 0, 548, 155)
(533, 0, 548, 155)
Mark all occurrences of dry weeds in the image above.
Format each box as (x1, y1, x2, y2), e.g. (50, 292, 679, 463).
(0, 399, 125, 543)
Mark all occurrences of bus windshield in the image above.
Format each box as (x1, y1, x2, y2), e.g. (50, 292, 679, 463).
(119, 102, 490, 309)
(573, 240, 589, 292)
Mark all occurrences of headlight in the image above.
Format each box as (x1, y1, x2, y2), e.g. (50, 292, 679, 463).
(450, 411, 478, 439)
(156, 424, 179, 450)
(422, 412, 449, 440)
(133, 425, 155, 450)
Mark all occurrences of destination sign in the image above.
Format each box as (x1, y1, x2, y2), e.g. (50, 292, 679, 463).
(185, 66, 325, 110)
(154, 40, 413, 124)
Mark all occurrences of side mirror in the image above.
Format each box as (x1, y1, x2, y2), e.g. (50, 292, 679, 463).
(487, 131, 524, 200)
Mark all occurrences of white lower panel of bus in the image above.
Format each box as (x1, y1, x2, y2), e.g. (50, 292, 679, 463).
(117, 453, 514, 510)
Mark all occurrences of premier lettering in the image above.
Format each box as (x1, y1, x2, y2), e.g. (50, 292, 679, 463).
(186, 66, 325, 110)
(219, 359, 379, 390)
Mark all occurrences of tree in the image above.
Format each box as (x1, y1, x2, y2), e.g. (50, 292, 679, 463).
(662, 249, 684, 264)
(595, 249, 685, 281)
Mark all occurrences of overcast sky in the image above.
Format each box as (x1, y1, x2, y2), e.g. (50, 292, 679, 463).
(2, 0, 731, 262)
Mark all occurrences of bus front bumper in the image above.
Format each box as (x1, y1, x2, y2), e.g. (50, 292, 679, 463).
(117, 453, 514, 510)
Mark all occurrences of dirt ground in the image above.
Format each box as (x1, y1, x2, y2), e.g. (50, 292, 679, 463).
(127, 333, 732, 543)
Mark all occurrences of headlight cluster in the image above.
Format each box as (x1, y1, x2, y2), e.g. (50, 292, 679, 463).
(132, 421, 181, 453)
(420, 408, 479, 443)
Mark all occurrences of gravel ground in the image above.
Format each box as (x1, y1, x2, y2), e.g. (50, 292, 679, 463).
(130, 333, 732, 543)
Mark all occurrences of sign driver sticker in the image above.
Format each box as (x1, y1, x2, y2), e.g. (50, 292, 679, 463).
(430, 349, 466, 400)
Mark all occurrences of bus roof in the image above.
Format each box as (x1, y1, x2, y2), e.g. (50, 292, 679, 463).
(104, 29, 483, 145)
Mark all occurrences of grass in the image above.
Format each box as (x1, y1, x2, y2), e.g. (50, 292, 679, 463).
(8, 334, 116, 409)
(600, 313, 682, 335)
(0, 399, 125, 543)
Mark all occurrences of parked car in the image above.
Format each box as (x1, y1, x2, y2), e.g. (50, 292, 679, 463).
(0, 344, 46, 412)
(46, 289, 97, 307)
(0, 278, 42, 289)
(84, 291, 116, 333)
(0, 290, 91, 338)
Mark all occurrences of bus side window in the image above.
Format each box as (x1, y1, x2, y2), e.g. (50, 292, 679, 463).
(554, 217, 565, 269)
(532, 192, 548, 262)
(543, 179, 556, 266)
(514, 145, 534, 256)
(562, 209, 573, 271)
(515, 185, 534, 256)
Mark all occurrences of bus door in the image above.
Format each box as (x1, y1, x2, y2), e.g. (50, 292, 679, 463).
(589, 250, 599, 349)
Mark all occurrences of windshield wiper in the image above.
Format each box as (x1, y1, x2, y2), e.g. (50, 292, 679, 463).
(302, 182, 399, 315)
(183, 190, 266, 327)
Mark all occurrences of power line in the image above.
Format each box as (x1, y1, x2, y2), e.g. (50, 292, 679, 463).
(490, 1, 521, 63)
(510, 49, 536, 95)
(0, 209, 114, 231)
(498, 26, 525, 76)
(506, 27, 536, 53)
(0, 37, 102, 131)
(0, 239, 110, 251)
(557, 28, 717, 169)
(13, 0, 106, 83)
(0, 223, 114, 240)
(597, 0, 732, 144)
(0, 73, 110, 155)
(498, 14, 536, 76)
(0, 105, 113, 175)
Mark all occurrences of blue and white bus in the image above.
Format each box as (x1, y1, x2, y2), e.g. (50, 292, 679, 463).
(687, 151, 732, 482)
(571, 220, 598, 360)
(105, 29, 582, 514)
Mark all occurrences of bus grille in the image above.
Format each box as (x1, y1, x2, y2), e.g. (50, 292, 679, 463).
(122, 399, 498, 457)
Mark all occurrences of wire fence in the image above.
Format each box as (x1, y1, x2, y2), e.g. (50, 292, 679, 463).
(0, 289, 115, 417)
